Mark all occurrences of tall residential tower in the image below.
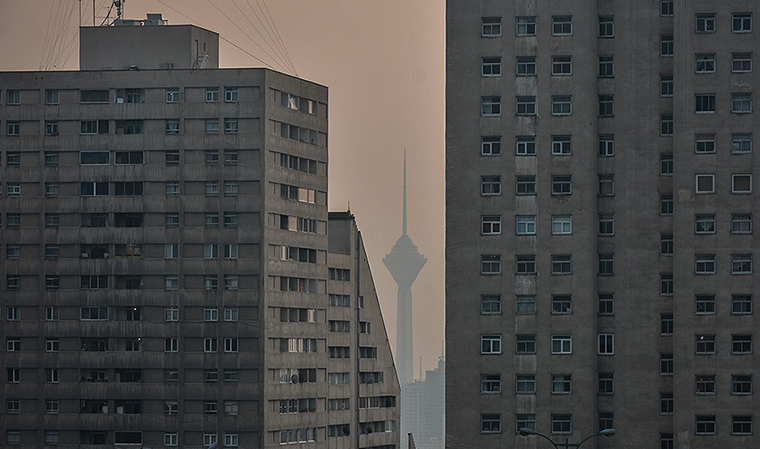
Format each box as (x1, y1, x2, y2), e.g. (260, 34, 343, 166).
(0, 15, 399, 449)
(447, 1, 758, 448)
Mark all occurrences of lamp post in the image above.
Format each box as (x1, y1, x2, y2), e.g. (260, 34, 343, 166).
(518, 427, 616, 449)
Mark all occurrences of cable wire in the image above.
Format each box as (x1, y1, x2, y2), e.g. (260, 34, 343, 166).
(254, 0, 297, 76)
(230, 0, 294, 74)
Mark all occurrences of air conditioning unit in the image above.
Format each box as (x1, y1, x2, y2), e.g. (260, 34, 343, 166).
(116, 97, 125, 103)
(81, 253, 89, 258)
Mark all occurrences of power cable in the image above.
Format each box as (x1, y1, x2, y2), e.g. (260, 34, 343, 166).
(230, 0, 294, 74)
(153, 0, 280, 71)
(206, 0, 290, 73)
(254, 0, 297, 76)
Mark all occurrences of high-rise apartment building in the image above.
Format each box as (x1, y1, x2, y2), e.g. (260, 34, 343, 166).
(447, 2, 757, 448)
(0, 16, 398, 449)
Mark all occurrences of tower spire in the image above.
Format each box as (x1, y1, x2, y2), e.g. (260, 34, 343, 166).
(403, 149, 408, 236)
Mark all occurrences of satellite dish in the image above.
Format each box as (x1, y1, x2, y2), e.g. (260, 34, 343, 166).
(207, 443, 218, 449)
(291, 374, 299, 384)
(342, 427, 350, 437)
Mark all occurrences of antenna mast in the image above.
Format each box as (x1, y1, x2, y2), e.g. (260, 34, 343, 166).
(115, 0, 125, 21)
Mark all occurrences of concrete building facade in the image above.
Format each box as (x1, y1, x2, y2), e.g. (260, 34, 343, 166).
(0, 18, 398, 449)
(447, 1, 758, 448)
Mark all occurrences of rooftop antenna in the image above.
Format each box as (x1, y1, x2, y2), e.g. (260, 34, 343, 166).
(115, 0, 124, 21)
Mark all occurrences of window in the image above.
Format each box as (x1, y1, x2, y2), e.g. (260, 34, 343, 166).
(517, 414, 536, 432)
(203, 434, 217, 446)
(733, 254, 753, 274)
(224, 150, 238, 165)
(224, 275, 239, 290)
(661, 0, 673, 16)
(516, 216, 536, 235)
(80, 182, 109, 196)
(481, 414, 501, 434)
(6, 183, 20, 197)
(45, 245, 58, 260)
(552, 294, 572, 314)
(732, 335, 752, 354)
(695, 14, 716, 33)
(660, 353, 674, 375)
(733, 174, 753, 193)
(598, 16, 614, 37)
(516, 295, 536, 315)
(516, 96, 536, 115)
(660, 35, 673, 56)
(206, 88, 220, 102)
(694, 134, 716, 154)
(552, 16, 572, 35)
(481, 216, 501, 235)
(224, 118, 239, 134)
(7, 338, 20, 352)
(516, 176, 536, 195)
(516, 136, 536, 155)
(733, 13, 752, 33)
(46, 399, 59, 414)
(481, 97, 501, 116)
(164, 433, 179, 446)
(551, 256, 572, 276)
(205, 181, 220, 196)
(695, 214, 715, 234)
(516, 56, 536, 76)
(732, 375, 752, 395)
(44, 120, 60, 136)
(695, 54, 715, 73)
(224, 434, 239, 447)
(224, 338, 238, 353)
(660, 75, 674, 97)
(516, 335, 536, 354)
(224, 243, 239, 259)
(599, 413, 614, 432)
(482, 57, 502, 76)
(695, 415, 716, 435)
(732, 93, 753, 113)
(481, 176, 501, 196)
(732, 52, 752, 73)
(224, 181, 239, 196)
(552, 56, 572, 75)
(7, 431, 21, 445)
(695, 255, 716, 275)
(732, 213, 752, 234)
(598, 95, 614, 116)
(516, 375, 535, 394)
(165, 150, 179, 165)
(695, 335, 716, 354)
(660, 194, 673, 215)
(598, 254, 614, 276)
(598, 373, 614, 395)
(661, 234, 673, 255)
(732, 416, 753, 435)
(481, 335, 501, 354)
(696, 94, 716, 113)
(206, 150, 219, 164)
(480, 295, 501, 315)
(552, 215, 572, 235)
(515, 255, 536, 275)
(45, 89, 60, 105)
(660, 114, 673, 136)
(165, 213, 180, 227)
(598, 135, 614, 157)
(598, 55, 614, 78)
(205, 275, 219, 290)
(166, 88, 180, 103)
(206, 213, 220, 227)
(598, 334, 614, 355)
(6, 276, 20, 290)
(552, 135, 572, 154)
(552, 374, 572, 394)
(733, 295, 753, 315)
(598, 294, 614, 316)
(205, 118, 219, 134)
(661, 274, 674, 296)
(660, 392, 673, 415)
(695, 174, 715, 193)
(225, 308, 239, 321)
(516, 17, 536, 36)
(225, 87, 239, 102)
(598, 174, 614, 196)
(552, 415, 572, 434)
(6, 89, 20, 104)
(481, 255, 501, 275)
(6, 245, 20, 260)
(552, 97, 572, 116)
(552, 175, 572, 195)
(114, 182, 143, 196)
(732, 133, 753, 154)
(47, 368, 59, 383)
(165, 276, 179, 290)
(481, 136, 501, 156)
(224, 401, 239, 415)
(551, 335, 572, 354)
(482, 17, 502, 37)
(45, 183, 59, 197)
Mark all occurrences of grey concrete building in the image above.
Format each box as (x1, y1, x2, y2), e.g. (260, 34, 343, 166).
(447, 1, 758, 448)
(401, 356, 444, 449)
(0, 16, 398, 449)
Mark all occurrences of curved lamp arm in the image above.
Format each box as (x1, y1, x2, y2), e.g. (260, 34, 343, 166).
(518, 428, 559, 449)
(576, 429, 616, 449)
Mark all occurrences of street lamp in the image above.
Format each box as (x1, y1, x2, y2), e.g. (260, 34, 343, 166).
(518, 427, 615, 449)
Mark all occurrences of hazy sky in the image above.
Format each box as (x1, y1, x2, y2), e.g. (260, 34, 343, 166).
(0, 0, 445, 375)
